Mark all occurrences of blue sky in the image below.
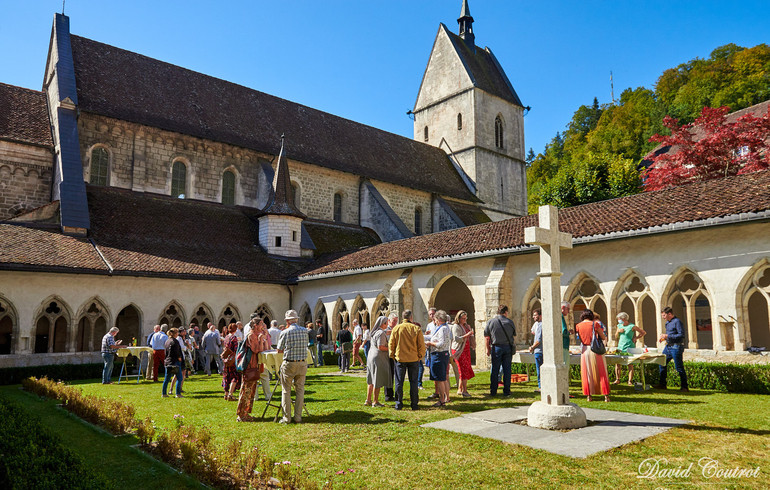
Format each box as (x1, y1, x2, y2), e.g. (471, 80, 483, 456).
(3, 0, 769, 156)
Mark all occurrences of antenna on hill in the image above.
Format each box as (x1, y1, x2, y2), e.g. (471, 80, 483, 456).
(610, 71, 616, 105)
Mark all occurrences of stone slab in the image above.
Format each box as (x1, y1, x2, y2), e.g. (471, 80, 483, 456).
(421, 406, 689, 458)
(462, 406, 527, 423)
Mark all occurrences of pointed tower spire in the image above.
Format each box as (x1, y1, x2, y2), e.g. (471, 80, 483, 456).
(458, 0, 475, 48)
(265, 134, 304, 217)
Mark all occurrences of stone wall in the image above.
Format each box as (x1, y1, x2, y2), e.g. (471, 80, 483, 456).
(0, 141, 53, 219)
(370, 179, 432, 234)
(290, 160, 359, 223)
(77, 114, 442, 235)
(0, 270, 289, 356)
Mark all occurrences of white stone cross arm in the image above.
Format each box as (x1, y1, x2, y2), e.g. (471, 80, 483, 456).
(524, 205, 572, 275)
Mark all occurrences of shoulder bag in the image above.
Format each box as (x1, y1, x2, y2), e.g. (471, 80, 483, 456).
(496, 317, 517, 354)
(590, 321, 606, 355)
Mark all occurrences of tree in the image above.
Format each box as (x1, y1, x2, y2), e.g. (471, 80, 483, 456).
(644, 105, 770, 191)
(526, 147, 536, 165)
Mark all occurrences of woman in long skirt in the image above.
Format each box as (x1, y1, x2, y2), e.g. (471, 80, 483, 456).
(575, 309, 611, 402)
(237, 318, 271, 421)
(451, 310, 475, 397)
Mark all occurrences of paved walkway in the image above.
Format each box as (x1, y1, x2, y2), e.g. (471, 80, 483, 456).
(421, 406, 688, 458)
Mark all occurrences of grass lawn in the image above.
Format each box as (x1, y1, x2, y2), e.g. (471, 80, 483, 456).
(0, 385, 204, 489)
(20, 366, 770, 488)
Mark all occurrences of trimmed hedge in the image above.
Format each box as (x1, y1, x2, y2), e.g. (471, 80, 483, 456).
(0, 362, 117, 385)
(0, 395, 111, 489)
(510, 360, 770, 394)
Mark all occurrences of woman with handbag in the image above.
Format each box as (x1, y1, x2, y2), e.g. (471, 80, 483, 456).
(221, 323, 241, 401)
(236, 318, 271, 422)
(450, 310, 475, 397)
(575, 309, 611, 402)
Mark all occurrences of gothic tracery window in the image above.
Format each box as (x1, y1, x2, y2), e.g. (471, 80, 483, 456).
(494, 115, 504, 149)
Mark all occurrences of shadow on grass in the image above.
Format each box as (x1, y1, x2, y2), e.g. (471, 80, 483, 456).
(603, 395, 704, 405)
(304, 410, 408, 424)
(680, 423, 770, 436)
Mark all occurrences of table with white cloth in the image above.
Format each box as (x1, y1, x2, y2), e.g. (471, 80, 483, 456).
(258, 349, 314, 421)
(512, 347, 666, 390)
(115, 346, 154, 383)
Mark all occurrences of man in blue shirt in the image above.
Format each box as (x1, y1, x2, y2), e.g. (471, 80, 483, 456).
(528, 309, 543, 391)
(654, 307, 689, 391)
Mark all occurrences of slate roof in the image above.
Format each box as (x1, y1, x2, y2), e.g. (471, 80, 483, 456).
(303, 220, 380, 256)
(0, 83, 53, 147)
(68, 35, 477, 202)
(442, 24, 523, 107)
(300, 169, 770, 277)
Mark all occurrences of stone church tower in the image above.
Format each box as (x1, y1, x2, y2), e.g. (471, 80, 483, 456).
(413, 0, 527, 219)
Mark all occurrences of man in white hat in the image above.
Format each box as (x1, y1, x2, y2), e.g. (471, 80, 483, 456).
(276, 309, 309, 424)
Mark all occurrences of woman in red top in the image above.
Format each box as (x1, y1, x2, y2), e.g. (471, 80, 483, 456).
(575, 309, 611, 402)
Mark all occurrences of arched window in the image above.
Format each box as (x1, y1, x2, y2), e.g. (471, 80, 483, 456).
(333, 193, 343, 222)
(171, 161, 187, 198)
(457, 113, 463, 130)
(424, 126, 429, 142)
(290, 182, 300, 207)
(90, 147, 109, 186)
(495, 116, 504, 149)
(159, 302, 184, 329)
(0, 297, 16, 355)
(76, 300, 108, 351)
(414, 207, 422, 235)
(254, 304, 273, 325)
(222, 170, 235, 205)
(34, 299, 70, 354)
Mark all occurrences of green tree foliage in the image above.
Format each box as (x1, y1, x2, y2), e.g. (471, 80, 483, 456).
(527, 42, 770, 213)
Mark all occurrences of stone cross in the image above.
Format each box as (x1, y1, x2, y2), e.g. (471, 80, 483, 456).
(525, 205, 586, 429)
(525, 205, 571, 405)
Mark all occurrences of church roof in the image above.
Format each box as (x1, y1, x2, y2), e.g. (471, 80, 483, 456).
(299, 169, 770, 278)
(440, 24, 523, 107)
(68, 35, 478, 202)
(0, 83, 53, 148)
(0, 186, 379, 282)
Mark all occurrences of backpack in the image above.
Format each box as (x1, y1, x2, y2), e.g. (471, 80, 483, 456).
(235, 338, 253, 373)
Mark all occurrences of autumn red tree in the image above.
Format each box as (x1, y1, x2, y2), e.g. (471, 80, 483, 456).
(644, 105, 770, 191)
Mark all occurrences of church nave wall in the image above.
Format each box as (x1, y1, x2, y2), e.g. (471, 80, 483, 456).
(0, 141, 53, 219)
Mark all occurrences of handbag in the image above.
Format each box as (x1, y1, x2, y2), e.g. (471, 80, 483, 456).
(222, 346, 236, 367)
(590, 321, 606, 355)
(243, 365, 262, 382)
(342, 341, 354, 353)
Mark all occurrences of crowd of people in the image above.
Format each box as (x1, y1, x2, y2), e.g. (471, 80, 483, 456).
(99, 300, 690, 420)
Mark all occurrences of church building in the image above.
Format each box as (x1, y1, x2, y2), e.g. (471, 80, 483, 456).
(1, 2, 769, 369)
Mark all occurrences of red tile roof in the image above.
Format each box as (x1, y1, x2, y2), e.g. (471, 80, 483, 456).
(0, 186, 378, 281)
(0, 83, 53, 147)
(0, 224, 106, 272)
(300, 169, 770, 277)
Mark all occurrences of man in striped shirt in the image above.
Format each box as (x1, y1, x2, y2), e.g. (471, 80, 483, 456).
(101, 327, 124, 384)
(277, 310, 309, 424)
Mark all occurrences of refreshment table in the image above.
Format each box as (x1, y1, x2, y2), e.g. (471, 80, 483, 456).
(258, 350, 314, 421)
(115, 346, 154, 383)
(512, 347, 666, 390)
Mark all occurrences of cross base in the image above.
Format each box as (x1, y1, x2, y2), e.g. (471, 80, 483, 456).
(527, 401, 587, 430)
